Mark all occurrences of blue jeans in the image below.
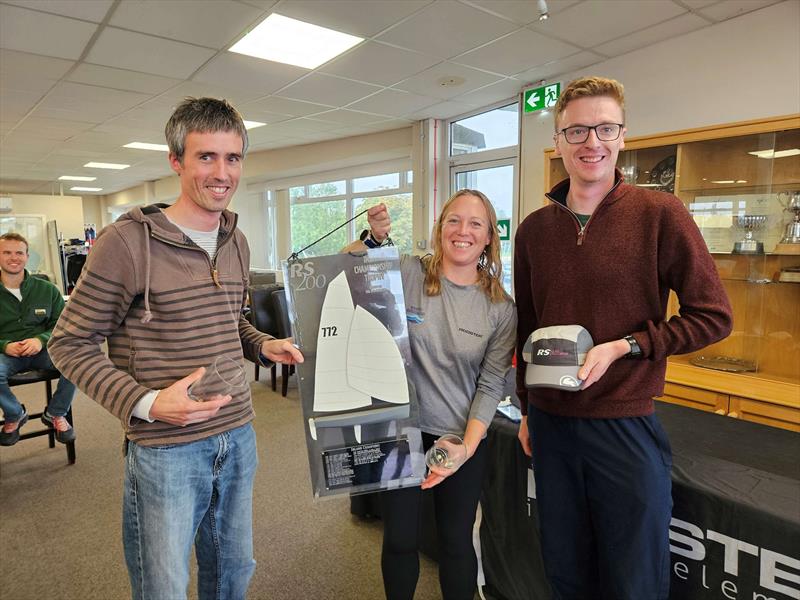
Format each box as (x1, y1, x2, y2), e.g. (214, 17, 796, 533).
(0, 350, 76, 420)
(123, 423, 258, 600)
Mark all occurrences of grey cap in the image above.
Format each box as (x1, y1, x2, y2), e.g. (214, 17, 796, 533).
(522, 325, 594, 392)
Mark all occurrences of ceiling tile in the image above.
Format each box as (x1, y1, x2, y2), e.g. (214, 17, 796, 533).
(0, 4, 98, 60)
(347, 89, 439, 117)
(86, 27, 216, 79)
(237, 0, 279, 8)
(594, 13, 708, 57)
(276, 73, 382, 106)
(376, 0, 518, 59)
(13, 117, 96, 140)
(681, 0, 719, 7)
(465, 0, 582, 25)
(0, 89, 44, 121)
(406, 100, 476, 120)
(320, 42, 441, 87)
(0, 50, 75, 93)
(193, 53, 309, 98)
(306, 109, 389, 126)
(24, 105, 108, 124)
(696, 0, 783, 22)
(110, 0, 263, 50)
(274, 0, 432, 37)
(455, 28, 580, 76)
(454, 79, 524, 107)
(68, 64, 182, 95)
(393, 62, 502, 100)
(239, 96, 335, 117)
(39, 82, 152, 117)
(529, 0, 687, 48)
(2, 0, 113, 23)
(513, 50, 605, 84)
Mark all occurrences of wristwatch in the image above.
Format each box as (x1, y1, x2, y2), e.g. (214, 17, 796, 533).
(361, 229, 391, 249)
(624, 335, 642, 358)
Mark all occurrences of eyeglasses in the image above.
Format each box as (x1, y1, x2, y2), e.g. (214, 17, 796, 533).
(556, 123, 624, 144)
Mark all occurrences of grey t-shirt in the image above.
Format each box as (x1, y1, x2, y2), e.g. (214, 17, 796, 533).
(401, 255, 517, 436)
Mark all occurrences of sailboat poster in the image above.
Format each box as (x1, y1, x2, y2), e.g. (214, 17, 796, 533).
(284, 247, 424, 498)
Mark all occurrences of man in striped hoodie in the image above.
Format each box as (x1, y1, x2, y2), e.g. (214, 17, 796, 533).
(49, 97, 303, 600)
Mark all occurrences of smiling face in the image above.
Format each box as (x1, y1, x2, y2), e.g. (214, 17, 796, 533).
(0, 239, 28, 276)
(439, 193, 492, 272)
(554, 95, 626, 190)
(169, 130, 243, 216)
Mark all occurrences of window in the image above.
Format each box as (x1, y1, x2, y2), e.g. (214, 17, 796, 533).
(289, 168, 413, 257)
(450, 103, 519, 156)
(448, 99, 520, 293)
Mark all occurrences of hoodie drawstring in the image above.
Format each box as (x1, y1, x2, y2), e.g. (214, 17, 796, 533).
(140, 221, 153, 324)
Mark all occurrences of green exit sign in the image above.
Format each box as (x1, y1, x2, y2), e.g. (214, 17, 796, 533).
(497, 219, 511, 241)
(523, 83, 560, 114)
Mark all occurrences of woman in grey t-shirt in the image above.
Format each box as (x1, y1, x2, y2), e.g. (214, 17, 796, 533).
(366, 190, 517, 600)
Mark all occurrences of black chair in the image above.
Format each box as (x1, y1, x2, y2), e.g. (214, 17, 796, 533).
(2, 369, 76, 464)
(271, 288, 295, 397)
(248, 284, 284, 391)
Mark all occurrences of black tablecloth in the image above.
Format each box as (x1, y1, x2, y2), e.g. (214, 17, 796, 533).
(481, 402, 800, 600)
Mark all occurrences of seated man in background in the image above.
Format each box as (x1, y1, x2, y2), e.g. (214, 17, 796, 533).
(0, 232, 76, 446)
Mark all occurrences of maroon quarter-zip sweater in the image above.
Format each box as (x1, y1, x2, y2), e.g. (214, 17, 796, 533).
(514, 172, 733, 419)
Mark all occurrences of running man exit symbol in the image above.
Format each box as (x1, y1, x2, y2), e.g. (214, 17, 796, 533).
(524, 82, 561, 113)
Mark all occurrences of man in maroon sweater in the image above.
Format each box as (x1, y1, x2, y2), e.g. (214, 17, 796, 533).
(514, 77, 732, 599)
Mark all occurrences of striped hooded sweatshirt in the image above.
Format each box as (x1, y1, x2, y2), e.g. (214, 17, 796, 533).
(49, 204, 272, 447)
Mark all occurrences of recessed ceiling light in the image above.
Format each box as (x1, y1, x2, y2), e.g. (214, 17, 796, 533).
(229, 13, 363, 69)
(71, 186, 103, 192)
(58, 175, 96, 181)
(748, 148, 800, 159)
(123, 142, 169, 152)
(711, 180, 735, 184)
(84, 162, 130, 170)
(243, 120, 266, 130)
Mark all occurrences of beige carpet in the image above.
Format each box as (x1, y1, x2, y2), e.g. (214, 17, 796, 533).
(0, 370, 443, 600)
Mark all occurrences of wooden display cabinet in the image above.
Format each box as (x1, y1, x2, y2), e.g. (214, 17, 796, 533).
(543, 115, 800, 432)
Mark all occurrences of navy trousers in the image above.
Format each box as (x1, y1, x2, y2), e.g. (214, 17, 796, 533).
(528, 404, 673, 600)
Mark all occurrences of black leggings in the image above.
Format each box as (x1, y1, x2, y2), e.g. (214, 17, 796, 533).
(380, 432, 488, 600)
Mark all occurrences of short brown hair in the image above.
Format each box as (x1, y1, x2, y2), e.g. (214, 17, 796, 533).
(0, 232, 28, 252)
(554, 76, 625, 129)
(165, 97, 248, 162)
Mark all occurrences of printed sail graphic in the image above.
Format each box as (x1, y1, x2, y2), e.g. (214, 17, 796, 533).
(313, 272, 371, 412)
(310, 271, 409, 441)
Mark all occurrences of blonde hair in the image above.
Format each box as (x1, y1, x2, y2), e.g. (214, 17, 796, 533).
(554, 76, 625, 129)
(423, 189, 507, 303)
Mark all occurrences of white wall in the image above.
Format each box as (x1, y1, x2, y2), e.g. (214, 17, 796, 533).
(519, 0, 800, 216)
(2, 192, 86, 240)
(229, 189, 270, 269)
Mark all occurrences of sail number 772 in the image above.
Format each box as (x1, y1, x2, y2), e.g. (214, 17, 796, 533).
(321, 326, 338, 337)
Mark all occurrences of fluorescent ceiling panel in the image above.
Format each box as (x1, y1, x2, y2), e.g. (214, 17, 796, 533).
(58, 175, 96, 181)
(229, 14, 363, 69)
(123, 142, 169, 151)
(71, 186, 103, 191)
(243, 120, 266, 129)
(748, 149, 800, 159)
(84, 162, 130, 170)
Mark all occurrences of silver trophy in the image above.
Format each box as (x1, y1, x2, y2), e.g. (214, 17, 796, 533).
(732, 215, 767, 254)
(777, 191, 800, 244)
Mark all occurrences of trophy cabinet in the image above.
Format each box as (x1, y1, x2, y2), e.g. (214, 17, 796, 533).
(543, 114, 800, 431)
